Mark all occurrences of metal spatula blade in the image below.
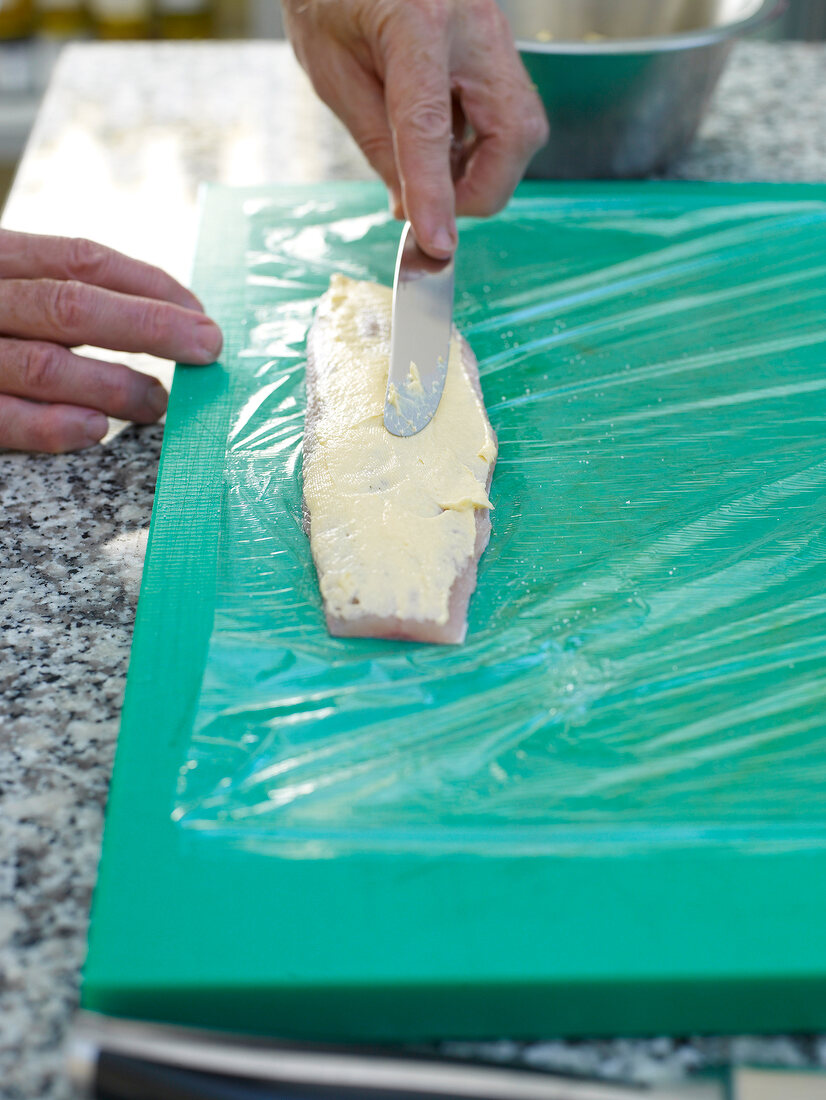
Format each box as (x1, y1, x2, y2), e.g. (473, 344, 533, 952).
(384, 221, 455, 436)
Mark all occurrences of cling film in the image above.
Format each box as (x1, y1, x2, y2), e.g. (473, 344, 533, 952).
(172, 184, 826, 856)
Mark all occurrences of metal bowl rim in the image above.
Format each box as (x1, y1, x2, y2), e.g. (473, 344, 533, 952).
(515, 0, 785, 55)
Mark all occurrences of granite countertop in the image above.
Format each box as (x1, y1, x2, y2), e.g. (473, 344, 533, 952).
(2, 38, 826, 1100)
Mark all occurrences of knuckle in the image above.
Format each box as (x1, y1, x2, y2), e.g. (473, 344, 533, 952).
(47, 280, 90, 336)
(20, 341, 62, 393)
(465, 0, 504, 35)
(136, 300, 169, 348)
(381, 0, 449, 35)
(98, 365, 133, 414)
(496, 98, 549, 160)
(358, 130, 395, 169)
(415, 0, 449, 32)
(520, 108, 550, 154)
(396, 99, 451, 143)
(64, 236, 111, 283)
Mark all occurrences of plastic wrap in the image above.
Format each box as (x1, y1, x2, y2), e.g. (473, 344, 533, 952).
(173, 184, 826, 856)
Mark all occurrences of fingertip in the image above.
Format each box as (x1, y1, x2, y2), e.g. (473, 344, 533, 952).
(395, 168, 456, 257)
(431, 224, 457, 258)
(401, 170, 457, 258)
(413, 219, 457, 260)
(82, 410, 109, 447)
(0, 396, 108, 454)
(455, 181, 508, 219)
(191, 318, 223, 363)
(146, 380, 168, 420)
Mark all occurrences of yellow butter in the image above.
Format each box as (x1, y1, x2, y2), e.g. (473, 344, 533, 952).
(304, 274, 497, 626)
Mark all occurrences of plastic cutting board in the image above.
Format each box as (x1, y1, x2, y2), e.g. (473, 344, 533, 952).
(83, 182, 826, 1040)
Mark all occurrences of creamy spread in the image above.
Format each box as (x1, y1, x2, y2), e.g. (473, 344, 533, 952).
(386, 381, 402, 413)
(304, 274, 497, 626)
(407, 361, 424, 395)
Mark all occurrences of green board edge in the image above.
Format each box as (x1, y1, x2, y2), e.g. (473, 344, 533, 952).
(82, 182, 826, 1040)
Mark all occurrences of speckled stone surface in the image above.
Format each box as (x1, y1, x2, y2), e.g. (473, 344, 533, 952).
(1, 429, 159, 1100)
(2, 38, 826, 1100)
(670, 40, 826, 181)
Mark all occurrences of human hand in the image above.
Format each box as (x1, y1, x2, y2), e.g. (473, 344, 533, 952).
(0, 230, 223, 454)
(282, 0, 548, 259)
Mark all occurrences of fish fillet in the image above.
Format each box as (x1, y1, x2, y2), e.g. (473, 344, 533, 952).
(303, 274, 497, 644)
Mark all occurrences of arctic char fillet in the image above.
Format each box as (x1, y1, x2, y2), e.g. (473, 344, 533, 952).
(303, 274, 497, 644)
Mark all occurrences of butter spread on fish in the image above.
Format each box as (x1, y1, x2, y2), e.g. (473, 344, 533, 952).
(407, 361, 424, 395)
(304, 274, 497, 626)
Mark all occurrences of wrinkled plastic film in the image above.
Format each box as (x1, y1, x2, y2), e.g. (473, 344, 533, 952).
(174, 186, 826, 856)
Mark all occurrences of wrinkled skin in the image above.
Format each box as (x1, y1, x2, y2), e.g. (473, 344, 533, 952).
(0, 230, 223, 454)
(283, 0, 549, 258)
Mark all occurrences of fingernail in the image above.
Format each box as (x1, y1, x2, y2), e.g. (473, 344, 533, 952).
(147, 382, 168, 419)
(195, 319, 223, 362)
(83, 411, 108, 445)
(431, 225, 456, 257)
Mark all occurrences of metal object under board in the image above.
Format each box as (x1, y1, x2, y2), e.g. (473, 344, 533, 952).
(68, 1013, 826, 1099)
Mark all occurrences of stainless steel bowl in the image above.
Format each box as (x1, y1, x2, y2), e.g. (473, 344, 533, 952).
(497, 0, 784, 178)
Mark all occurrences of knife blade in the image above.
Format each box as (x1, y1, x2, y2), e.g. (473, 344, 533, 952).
(384, 220, 455, 437)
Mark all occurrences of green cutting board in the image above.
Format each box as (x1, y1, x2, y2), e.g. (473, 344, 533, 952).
(83, 182, 826, 1040)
